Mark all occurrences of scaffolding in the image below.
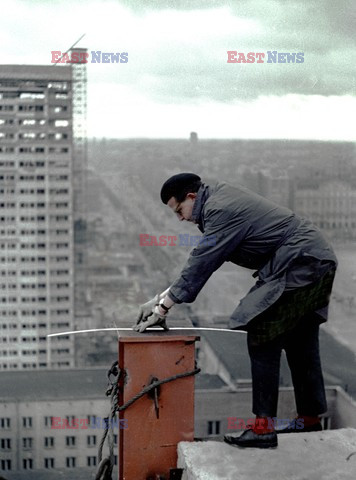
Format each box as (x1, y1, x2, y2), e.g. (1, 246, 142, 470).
(71, 47, 88, 226)
(70, 47, 89, 306)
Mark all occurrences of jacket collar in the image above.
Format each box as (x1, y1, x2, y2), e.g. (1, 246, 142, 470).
(191, 183, 210, 228)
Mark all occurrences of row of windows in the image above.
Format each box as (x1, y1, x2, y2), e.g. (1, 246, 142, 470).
(0, 104, 67, 112)
(0, 104, 68, 112)
(16, 269, 68, 275)
(0, 284, 70, 291)
(0, 81, 68, 89)
(3, 203, 70, 209)
(317, 221, 356, 229)
(0, 118, 69, 129)
(18, 188, 69, 195)
(0, 281, 70, 290)
(0, 90, 68, 99)
(0, 350, 38, 356)
(0, 308, 69, 317)
(0, 335, 68, 345)
(18, 147, 69, 154)
(0, 188, 15, 194)
(0, 348, 70, 357)
(0, 256, 69, 262)
(0, 296, 70, 303)
(1, 242, 69, 249)
(0, 116, 69, 125)
(1, 321, 70, 331)
(2, 416, 109, 430)
(0, 360, 70, 370)
(1, 174, 68, 181)
(10, 215, 69, 222)
(17, 189, 69, 196)
(1, 281, 71, 289)
(1, 435, 105, 451)
(0, 132, 69, 140)
(0, 456, 110, 471)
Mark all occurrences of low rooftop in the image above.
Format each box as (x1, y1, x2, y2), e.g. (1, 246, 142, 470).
(0, 369, 226, 402)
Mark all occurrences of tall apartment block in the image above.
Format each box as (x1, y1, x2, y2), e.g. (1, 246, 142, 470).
(0, 61, 86, 370)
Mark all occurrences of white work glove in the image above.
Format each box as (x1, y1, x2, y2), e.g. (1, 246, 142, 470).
(133, 305, 169, 333)
(134, 294, 159, 326)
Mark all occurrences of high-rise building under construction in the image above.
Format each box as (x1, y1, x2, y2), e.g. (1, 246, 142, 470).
(0, 54, 87, 370)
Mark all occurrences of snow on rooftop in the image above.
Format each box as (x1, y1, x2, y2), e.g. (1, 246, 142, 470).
(178, 428, 356, 480)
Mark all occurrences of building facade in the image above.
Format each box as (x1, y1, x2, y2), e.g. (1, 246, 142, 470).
(0, 65, 75, 370)
(0, 369, 355, 477)
(295, 180, 356, 240)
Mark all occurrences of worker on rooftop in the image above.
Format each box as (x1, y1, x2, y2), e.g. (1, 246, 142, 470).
(134, 173, 337, 449)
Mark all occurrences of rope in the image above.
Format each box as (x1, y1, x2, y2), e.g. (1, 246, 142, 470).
(94, 360, 200, 480)
(117, 366, 201, 413)
(95, 361, 119, 480)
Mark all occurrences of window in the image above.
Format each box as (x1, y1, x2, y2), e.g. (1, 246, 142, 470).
(44, 437, 55, 448)
(23, 458, 33, 469)
(22, 417, 32, 428)
(1, 418, 11, 429)
(65, 416, 76, 427)
(54, 120, 69, 127)
(66, 457, 76, 468)
(65, 436, 76, 447)
(207, 420, 220, 436)
(20, 92, 45, 100)
(44, 416, 54, 428)
(44, 458, 55, 468)
(87, 456, 97, 467)
(87, 415, 97, 428)
(87, 435, 96, 447)
(1, 459, 11, 470)
(0, 438, 11, 450)
(22, 437, 33, 449)
(321, 416, 331, 430)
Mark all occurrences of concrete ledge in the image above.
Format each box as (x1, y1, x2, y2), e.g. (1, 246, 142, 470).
(178, 428, 356, 480)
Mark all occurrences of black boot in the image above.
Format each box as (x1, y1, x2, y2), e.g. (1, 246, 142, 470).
(224, 429, 278, 449)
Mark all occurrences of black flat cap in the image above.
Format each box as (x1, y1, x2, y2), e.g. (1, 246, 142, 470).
(160, 173, 201, 204)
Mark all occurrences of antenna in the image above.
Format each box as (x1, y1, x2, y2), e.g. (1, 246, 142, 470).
(53, 33, 86, 65)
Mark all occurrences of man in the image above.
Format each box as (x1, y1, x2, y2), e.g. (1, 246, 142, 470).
(134, 173, 337, 449)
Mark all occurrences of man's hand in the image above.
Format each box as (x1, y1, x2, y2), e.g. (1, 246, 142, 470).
(134, 294, 159, 326)
(132, 305, 169, 333)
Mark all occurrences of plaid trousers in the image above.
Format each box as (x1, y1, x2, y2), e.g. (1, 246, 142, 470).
(246, 267, 336, 346)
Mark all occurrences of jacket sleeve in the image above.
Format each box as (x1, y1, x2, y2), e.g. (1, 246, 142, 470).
(168, 207, 252, 303)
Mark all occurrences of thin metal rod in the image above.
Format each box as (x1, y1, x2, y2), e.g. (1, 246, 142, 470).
(47, 327, 246, 338)
(53, 33, 86, 65)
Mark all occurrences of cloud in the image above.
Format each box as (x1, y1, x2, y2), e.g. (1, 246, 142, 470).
(1, 0, 355, 100)
(1, 0, 354, 139)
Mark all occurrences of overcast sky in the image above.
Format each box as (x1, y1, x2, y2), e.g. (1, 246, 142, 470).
(1, 0, 355, 139)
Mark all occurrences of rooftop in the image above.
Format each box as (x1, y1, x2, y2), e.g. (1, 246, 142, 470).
(0, 64, 72, 80)
(0, 368, 108, 401)
(201, 327, 356, 398)
(0, 368, 227, 403)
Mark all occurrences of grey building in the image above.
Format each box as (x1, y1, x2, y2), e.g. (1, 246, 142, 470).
(0, 64, 78, 370)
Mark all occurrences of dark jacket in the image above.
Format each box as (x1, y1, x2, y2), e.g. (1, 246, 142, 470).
(168, 182, 337, 329)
